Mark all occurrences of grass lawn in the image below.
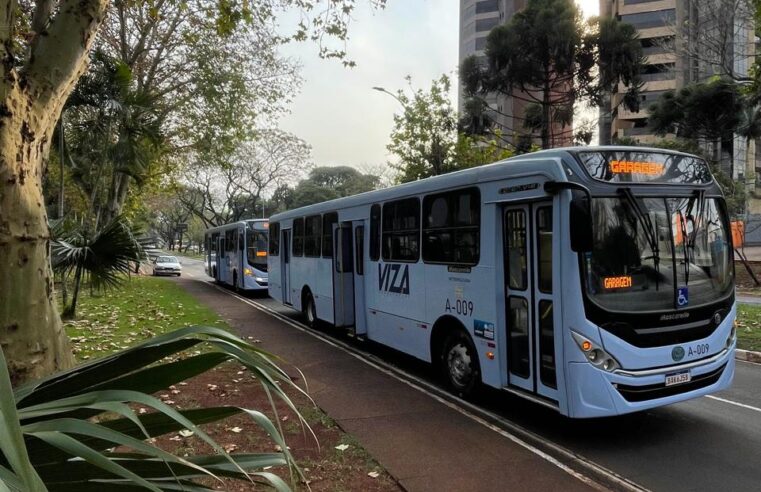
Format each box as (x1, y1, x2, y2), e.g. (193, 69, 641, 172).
(63, 276, 228, 360)
(736, 304, 761, 352)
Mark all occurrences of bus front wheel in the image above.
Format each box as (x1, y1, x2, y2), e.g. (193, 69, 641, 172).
(442, 331, 481, 397)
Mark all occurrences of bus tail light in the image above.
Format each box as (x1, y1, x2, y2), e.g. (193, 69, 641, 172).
(571, 332, 621, 372)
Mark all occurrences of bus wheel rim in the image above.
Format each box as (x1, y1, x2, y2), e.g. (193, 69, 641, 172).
(447, 343, 472, 387)
(307, 300, 315, 323)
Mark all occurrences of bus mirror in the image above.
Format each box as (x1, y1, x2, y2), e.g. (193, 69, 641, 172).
(570, 190, 593, 253)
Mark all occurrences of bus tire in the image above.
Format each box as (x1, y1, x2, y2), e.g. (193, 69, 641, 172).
(303, 291, 317, 328)
(441, 330, 481, 398)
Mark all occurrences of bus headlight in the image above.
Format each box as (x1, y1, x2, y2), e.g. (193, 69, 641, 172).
(571, 331, 620, 372)
(255, 277, 266, 283)
(727, 320, 737, 349)
(244, 268, 253, 277)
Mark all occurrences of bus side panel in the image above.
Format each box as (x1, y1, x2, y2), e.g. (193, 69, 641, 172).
(268, 260, 282, 301)
(314, 258, 335, 324)
(366, 261, 428, 361)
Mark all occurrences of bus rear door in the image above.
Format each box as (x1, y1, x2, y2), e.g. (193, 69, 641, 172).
(353, 221, 367, 336)
(333, 222, 355, 328)
(503, 201, 559, 401)
(282, 228, 291, 304)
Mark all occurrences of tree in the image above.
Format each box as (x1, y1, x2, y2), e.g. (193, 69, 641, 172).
(648, 77, 743, 173)
(0, 0, 384, 384)
(179, 130, 311, 226)
(385, 75, 459, 182)
(737, 105, 761, 195)
(288, 166, 379, 208)
(461, 1, 644, 149)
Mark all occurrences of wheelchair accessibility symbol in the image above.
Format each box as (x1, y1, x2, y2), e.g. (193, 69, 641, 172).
(677, 287, 689, 307)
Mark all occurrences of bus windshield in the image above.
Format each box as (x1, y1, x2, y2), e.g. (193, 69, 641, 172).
(583, 195, 732, 312)
(246, 226, 268, 272)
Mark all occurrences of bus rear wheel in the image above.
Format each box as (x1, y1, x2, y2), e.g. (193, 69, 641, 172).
(303, 293, 317, 327)
(442, 331, 480, 397)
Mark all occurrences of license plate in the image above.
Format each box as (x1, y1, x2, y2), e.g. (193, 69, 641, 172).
(665, 371, 691, 387)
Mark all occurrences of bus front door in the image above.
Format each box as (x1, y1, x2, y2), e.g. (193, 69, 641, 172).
(352, 222, 367, 336)
(282, 229, 291, 304)
(503, 202, 558, 401)
(333, 222, 355, 328)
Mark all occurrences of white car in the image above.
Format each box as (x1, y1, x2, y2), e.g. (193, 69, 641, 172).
(152, 256, 182, 277)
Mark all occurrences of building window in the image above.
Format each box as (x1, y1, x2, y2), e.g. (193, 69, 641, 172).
(475, 17, 499, 32)
(269, 223, 280, 256)
(370, 204, 381, 261)
(475, 0, 499, 14)
(619, 9, 675, 29)
(304, 215, 322, 257)
(422, 188, 481, 266)
(382, 198, 420, 262)
(292, 218, 304, 257)
(475, 36, 488, 51)
(322, 212, 338, 258)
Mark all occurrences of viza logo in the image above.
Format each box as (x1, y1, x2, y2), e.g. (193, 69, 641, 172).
(378, 263, 410, 295)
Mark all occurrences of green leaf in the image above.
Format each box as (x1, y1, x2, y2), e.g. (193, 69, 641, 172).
(0, 348, 46, 491)
(30, 432, 162, 492)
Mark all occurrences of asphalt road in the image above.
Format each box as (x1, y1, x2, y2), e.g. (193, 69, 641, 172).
(179, 257, 761, 492)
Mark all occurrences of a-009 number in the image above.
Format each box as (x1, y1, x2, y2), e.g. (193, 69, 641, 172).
(445, 299, 474, 316)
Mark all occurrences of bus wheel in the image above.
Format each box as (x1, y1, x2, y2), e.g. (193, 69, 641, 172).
(303, 293, 317, 327)
(442, 331, 480, 397)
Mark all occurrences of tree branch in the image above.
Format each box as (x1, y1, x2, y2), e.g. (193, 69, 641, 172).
(31, 0, 54, 34)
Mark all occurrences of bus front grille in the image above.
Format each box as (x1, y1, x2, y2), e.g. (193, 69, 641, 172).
(613, 363, 726, 403)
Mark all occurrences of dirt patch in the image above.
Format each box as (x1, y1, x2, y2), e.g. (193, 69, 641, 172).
(735, 259, 761, 291)
(148, 361, 401, 491)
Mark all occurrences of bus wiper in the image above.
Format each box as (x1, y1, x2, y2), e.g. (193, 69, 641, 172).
(618, 187, 661, 280)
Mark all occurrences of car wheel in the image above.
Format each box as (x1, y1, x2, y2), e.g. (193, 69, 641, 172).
(303, 293, 317, 327)
(442, 331, 481, 398)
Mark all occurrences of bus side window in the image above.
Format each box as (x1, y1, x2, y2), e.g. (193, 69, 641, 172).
(422, 187, 480, 266)
(305, 215, 322, 257)
(238, 230, 244, 252)
(370, 204, 380, 261)
(382, 198, 420, 262)
(322, 212, 338, 257)
(293, 218, 304, 256)
(269, 223, 280, 256)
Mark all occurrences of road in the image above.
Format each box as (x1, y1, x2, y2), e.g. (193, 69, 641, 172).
(178, 257, 761, 492)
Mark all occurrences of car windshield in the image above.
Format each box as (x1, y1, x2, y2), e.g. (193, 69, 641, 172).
(246, 227, 268, 272)
(583, 195, 732, 312)
(157, 256, 177, 263)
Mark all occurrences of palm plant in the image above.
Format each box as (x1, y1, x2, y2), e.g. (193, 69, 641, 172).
(52, 216, 145, 318)
(0, 326, 310, 491)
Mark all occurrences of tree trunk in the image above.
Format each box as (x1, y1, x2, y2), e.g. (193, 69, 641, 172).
(0, 0, 110, 384)
(747, 138, 756, 196)
(0, 88, 75, 383)
(541, 74, 551, 150)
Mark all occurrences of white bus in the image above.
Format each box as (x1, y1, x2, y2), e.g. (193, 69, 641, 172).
(205, 219, 269, 291)
(267, 147, 736, 418)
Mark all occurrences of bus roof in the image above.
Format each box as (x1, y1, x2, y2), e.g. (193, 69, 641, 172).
(269, 145, 709, 222)
(205, 219, 268, 234)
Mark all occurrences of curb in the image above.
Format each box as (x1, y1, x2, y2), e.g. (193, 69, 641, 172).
(736, 349, 761, 364)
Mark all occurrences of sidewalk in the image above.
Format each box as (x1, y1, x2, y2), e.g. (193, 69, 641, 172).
(177, 278, 594, 492)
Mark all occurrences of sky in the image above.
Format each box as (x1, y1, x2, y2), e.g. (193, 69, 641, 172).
(277, 0, 600, 172)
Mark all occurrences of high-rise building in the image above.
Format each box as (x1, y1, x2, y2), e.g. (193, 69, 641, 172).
(458, 0, 572, 147)
(599, 0, 756, 183)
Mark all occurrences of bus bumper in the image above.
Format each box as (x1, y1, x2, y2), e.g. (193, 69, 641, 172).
(566, 345, 735, 418)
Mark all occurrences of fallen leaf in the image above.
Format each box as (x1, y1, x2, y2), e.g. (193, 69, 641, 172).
(368, 471, 380, 479)
(229, 427, 242, 433)
(179, 429, 194, 438)
(335, 444, 350, 451)
(224, 443, 238, 453)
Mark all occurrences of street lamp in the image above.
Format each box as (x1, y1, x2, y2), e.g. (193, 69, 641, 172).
(372, 86, 404, 106)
